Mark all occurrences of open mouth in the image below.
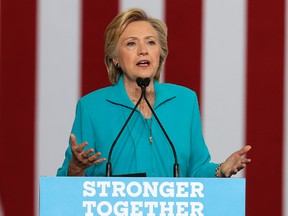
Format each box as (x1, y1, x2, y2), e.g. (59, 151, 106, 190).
(136, 60, 150, 66)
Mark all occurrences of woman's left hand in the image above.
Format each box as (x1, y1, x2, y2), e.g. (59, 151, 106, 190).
(217, 145, 252, 177)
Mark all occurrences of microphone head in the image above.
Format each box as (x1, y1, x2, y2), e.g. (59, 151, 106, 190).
(143, 78, 150, 87)
(136, 77, 143, 87)
(136, 77, 150, 88)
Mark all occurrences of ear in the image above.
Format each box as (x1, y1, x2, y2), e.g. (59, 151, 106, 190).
(112, 58, 118, 66)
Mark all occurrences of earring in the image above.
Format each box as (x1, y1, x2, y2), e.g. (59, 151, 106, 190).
(115, 62, 119, 68)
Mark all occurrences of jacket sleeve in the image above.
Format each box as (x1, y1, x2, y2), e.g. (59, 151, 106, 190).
(56, 100, 96, 176)
(188, 92, 219, 177)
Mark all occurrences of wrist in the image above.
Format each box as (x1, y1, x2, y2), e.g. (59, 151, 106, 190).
(68, 160, 85, 176)
(215, 163, 225, 177)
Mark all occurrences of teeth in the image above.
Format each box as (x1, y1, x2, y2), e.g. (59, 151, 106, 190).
(137, 60, 149, 65)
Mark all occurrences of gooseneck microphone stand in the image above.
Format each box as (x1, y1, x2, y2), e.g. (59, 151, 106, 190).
(106, 78, 147, 177)
(138, 78, 180, 177)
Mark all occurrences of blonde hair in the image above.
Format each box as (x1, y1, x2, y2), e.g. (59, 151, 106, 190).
(104, 8, 168, 84)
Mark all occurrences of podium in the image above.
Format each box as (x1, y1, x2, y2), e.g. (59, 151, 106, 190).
(40, 177, 245, 216)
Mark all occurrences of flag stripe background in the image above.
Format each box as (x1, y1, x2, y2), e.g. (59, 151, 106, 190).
(1, 0, 288, 215)
(165, 0, 203, 101)
(120, 0, 165, 21)
(0, 0, 37, 215)
(245, 0, 285, 215)
(81, 0, 118, 96)
(36, 0, 81, 180)
(36, 0, 82, 213)
(201, 0, 246, 172)
(285, 1, 288, 214)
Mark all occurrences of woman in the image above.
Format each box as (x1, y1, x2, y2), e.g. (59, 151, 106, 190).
(57, 8, 251, 177)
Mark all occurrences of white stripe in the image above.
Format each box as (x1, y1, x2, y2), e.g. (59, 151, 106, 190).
(202, 0, 247, 177)
(36, 0, 81, 177)
(284, 0, 288, 214)
(36, 0, 81, 212)
(119, 0, 165, 20)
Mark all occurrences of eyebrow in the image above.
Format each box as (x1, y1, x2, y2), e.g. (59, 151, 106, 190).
(123, 35, 157, 41)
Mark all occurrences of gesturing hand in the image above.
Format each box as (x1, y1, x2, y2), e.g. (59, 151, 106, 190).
(217, 145, 252, 177)
(68, 134, 106, 176)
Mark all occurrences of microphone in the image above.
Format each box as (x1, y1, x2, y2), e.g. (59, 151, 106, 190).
(106, 77, 147, 177)
(137, 78, 180, 177)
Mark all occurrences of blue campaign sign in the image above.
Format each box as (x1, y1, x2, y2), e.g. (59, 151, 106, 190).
(39, 177, 245, 216)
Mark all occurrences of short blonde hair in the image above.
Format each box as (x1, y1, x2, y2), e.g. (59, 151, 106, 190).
(104, 8, 168, 84)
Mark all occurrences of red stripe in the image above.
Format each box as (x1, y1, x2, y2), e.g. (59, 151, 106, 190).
(81, 1, 119, 96)
(245, 1, 285, 215)
(165, 0, 203, 102)
(0, 0, 37, 215)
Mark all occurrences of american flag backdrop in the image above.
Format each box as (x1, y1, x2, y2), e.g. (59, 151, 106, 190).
(0, 0, 287, 215)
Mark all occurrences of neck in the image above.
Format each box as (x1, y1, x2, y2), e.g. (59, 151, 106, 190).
(124, 78, 155, 118)
(124, 77, 155, 98)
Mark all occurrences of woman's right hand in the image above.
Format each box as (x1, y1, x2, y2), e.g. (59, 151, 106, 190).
(68, 134, 106, 176)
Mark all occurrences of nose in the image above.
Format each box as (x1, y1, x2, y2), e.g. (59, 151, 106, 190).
(138, 43, 148, 56)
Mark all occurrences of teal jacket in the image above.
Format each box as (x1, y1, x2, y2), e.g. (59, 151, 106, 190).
(57, 76, 218, 177)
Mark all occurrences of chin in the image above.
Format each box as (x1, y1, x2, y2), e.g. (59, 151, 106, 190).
(139, 72, 155, 78)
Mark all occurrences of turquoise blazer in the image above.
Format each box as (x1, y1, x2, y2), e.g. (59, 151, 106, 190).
(57, 76, 218, 177)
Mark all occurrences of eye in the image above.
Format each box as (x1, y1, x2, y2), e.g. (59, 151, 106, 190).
(148, 40, 156, 45)
(127, 41, 136, 46)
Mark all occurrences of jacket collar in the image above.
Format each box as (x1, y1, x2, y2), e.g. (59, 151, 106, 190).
(106, 75, 176, 109)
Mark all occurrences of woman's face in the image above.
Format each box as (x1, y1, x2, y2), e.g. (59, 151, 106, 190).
(115, 21, 161, 83)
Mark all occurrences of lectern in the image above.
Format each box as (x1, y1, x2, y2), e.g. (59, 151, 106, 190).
(40, 177, 245, 216)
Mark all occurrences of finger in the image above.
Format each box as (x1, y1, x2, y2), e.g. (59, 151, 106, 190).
(241, 158, 251, 164)
(238, 163, 246, 170)
(70, 134, 77, 147)
(82, 148, 94, 158)
(225, 171, 233, 178)
(235, 145, 252, 156)
(89, 155, 106, 164)
(243, 145, 252, 153)
(70, 134, 85, 154)
(88, 152, 106, 163)
(88, 152, 101, 161)
(93, 157, 106, 164)
(76, 142, 88, 153)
